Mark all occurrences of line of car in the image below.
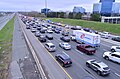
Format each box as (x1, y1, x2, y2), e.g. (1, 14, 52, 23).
(21, 15, 120, 77)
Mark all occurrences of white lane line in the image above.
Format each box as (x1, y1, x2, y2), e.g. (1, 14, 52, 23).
(75, 49, 83, 54)
(115, 73, 120, 77)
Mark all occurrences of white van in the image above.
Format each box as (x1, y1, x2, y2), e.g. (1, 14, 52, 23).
(44, 43, 56, 52)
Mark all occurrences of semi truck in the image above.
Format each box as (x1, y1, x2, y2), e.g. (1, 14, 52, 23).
(73, 30, 100, 47)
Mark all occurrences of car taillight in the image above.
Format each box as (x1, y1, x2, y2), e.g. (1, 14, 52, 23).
(64, 62, 67, 64)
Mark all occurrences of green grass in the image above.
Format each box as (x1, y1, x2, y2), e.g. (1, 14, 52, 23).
(0, 17, 14, 42)
(48, 18, 120, 35)
(0, 16, 14, 68)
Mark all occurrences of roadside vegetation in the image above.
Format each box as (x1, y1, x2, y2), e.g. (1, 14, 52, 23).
(48, 18, 120, 35)
(0, 16, 14, 79)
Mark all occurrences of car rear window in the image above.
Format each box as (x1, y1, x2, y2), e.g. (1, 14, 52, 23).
(50, 45, 55, 48)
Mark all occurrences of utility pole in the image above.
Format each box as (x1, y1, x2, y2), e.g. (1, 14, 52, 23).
(45, 0, 47, 18)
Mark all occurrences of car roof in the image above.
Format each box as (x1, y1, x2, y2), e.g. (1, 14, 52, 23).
(93, 60, 108, 68)
(58, 53, 70, 60)
(46, 43, 54, 46)
(62, 42, 69, 44)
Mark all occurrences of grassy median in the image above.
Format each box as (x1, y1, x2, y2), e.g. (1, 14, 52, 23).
(0, 16, 14, 79)
(48, 18, 120, 35)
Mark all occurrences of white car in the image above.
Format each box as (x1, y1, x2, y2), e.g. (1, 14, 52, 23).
(44, 43, 56, 52)
(47, 30, 53, 33)
(103, 51, 120, 63)
(70, 34, 76, 41)
(111, 46, 120, 52)
(101, 32, 110, 39)
(59, 42, 71, 50)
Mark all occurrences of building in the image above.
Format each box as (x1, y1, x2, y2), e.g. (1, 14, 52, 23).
(73, 7, 86, 13)
(100, 0, 115, 16)
(93, 0, 120, 16)
(41, 8, 50, 14)
(112, 2, 120, 14)
(101, 16, 120, 24)
(93, 3, 101, 13)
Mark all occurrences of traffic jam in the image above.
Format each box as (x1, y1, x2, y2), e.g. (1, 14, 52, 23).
(20, 15, 120, 78)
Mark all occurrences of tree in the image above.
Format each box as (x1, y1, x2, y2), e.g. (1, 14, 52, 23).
(91, 13, 101, 21)
(74, 13, 82, 19)
(59, 12, 65, 18)
(68, 12, 73, 19)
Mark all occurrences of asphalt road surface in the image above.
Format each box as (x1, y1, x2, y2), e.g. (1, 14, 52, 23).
(17, 15, 120, 79)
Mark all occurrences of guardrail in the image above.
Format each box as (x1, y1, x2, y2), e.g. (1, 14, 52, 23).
(17, 15, 48, 79)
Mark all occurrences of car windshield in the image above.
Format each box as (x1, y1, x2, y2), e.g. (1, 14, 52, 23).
(64, 43, 69, 46)
(103, 67, 109, 70)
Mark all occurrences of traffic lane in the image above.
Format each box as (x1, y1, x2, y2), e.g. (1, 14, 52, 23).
(50, 33, 112, 79)
(47, 35, 95, 79)
(0, 14, 14, 30)
(53, 31, 120, 72)
(52, 32, 120, 79)
(20, 22, 71, 79)
(32, 21, 119, 78)
(48, 22, 120, 78)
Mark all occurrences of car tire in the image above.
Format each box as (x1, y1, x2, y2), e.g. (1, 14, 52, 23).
(86, 63, 90, 67)
(61, 63, 64, 67)
(104, 56, 109, 60)
(111, 49, 115, 52)
(97, 71, 101, 75)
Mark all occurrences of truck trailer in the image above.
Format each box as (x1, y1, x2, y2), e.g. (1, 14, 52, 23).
(73, 30, 100, 47)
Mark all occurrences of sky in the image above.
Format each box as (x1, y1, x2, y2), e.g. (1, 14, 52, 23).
(0, 0, 120, 12)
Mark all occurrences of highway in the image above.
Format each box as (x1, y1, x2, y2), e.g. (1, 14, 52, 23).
(17, 14, 120, 79)
(0, 13, 14, 30)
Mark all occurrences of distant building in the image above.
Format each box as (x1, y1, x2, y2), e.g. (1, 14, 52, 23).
(93, 3, 101, 13)
(101, 16, 120, 24)
(93, 0, 120, 16)
(100, 0, 115, 16)
(73, 7, 86, 13)
(41, 8, 50, 14)
(112, 3, 120, 14)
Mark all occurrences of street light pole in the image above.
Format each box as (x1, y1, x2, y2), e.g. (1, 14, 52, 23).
(45, 0, 47, 18)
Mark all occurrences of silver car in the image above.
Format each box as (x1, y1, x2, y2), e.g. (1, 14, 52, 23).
(86, 59, 110, 76)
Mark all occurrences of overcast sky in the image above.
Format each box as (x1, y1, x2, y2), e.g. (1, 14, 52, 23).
(0, 0, 120, 12)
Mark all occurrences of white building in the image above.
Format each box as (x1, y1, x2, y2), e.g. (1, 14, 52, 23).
(101, 16, 120, 24)
(73, 7, 86, 13)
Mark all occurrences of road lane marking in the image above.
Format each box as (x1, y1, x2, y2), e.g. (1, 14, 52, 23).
(115, 73, 120, 77)
(31, 29, 72, 79)
(75, 49, 83, 54)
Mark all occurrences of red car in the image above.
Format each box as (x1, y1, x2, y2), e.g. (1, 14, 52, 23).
(76, 44, 96, 55)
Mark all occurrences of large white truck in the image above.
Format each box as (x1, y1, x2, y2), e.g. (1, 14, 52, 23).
(73, 30, 100, 47)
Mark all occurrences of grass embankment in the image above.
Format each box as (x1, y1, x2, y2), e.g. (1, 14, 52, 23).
(0, 16, 14, 79)
(48, 18, 120, 35)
